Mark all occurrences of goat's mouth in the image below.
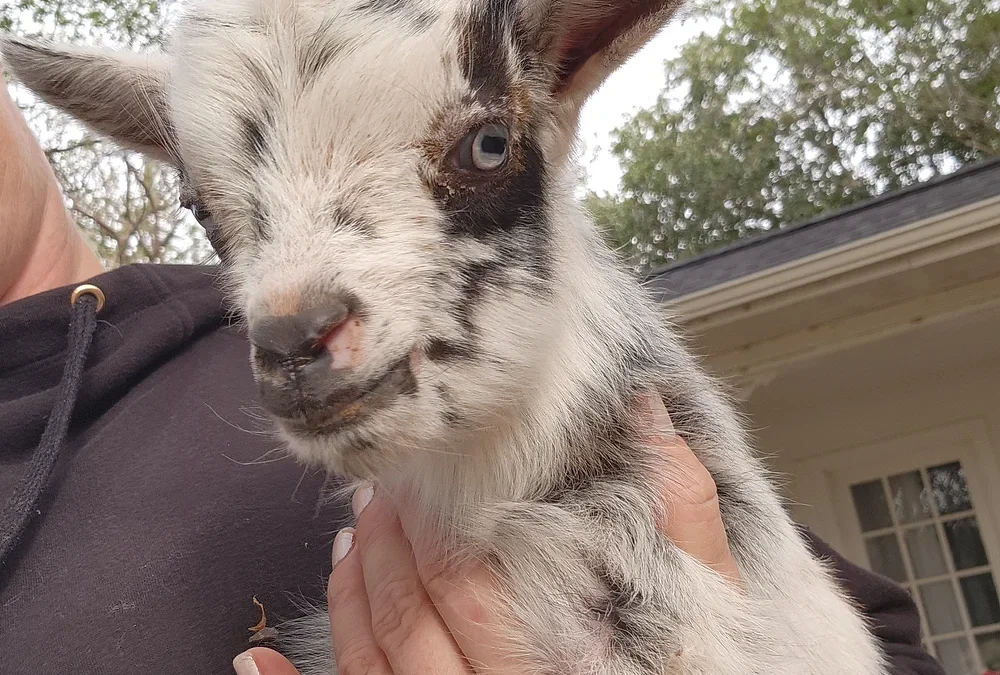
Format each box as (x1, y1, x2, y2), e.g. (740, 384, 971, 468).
(267, 354, 416, 437)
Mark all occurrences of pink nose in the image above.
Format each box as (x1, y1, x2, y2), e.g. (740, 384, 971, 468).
(249, 302, 350, 361)
(248, 294, 377, 426)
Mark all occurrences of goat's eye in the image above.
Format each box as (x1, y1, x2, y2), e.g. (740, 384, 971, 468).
(453, 123, 509, 172)
(185, 201, 218, 238)
(472, 124, 509, 170)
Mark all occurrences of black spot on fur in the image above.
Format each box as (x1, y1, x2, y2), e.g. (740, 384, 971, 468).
(298, 39, 344, 85)
(348, 439, 377, 461)
(714, 476, 769, 566)
(425, 338, 478, 362)
(459, 260, 504, 302)
(249, 197, 270, 241)
(435, 384, 461, 426)
(539, 377, 659, 505)
(451, 260, 505, 333)
(237, 53, 281, 103)
(354, 0, 436, 30)
(356, 0, 408, 11)
(541, 442, 638, 505)
(238, 114, 268, 165)
(297, 18, 351, 86)
(590, 564, 661, 670)
(329, 207, 375, 238)
(187, 13, 244, 30)
(397, 361, 418, 396)
(457, 0, 516, 95)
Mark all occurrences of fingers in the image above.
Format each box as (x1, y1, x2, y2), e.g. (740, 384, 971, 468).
(334, 487, 472, 675)
(232, 648, 300, 675)
(327, 527, 394, 675)
(395, 510, 521, 675)
(641, 393, 741, 583)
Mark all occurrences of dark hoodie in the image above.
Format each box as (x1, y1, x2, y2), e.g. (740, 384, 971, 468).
(0, 263, 944, 674)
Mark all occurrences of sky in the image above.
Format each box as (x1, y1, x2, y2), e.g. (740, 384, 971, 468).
(576, 16, 708, 196)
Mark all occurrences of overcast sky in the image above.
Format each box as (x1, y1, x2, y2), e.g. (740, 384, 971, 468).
(576, 17, 709, 196)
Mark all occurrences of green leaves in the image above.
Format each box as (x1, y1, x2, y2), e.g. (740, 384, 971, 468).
(594, 0, 1000, 275)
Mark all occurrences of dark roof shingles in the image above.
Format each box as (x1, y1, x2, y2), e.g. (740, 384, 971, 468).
(644, 158, 1000, 300)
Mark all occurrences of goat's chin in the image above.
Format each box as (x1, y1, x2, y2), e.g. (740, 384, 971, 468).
(274, 423, 379, 479)
(271, 402, 443, 481)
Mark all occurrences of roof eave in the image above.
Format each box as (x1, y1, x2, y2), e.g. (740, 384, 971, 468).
(658, 194, 1000, 323)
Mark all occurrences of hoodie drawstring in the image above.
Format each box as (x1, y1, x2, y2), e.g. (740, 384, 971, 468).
(0, 284, 103, 569)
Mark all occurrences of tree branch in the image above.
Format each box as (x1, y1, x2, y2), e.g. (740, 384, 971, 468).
(44, 139, 99, 158)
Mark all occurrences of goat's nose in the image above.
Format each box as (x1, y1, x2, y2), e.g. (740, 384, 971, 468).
(249, 303, 350, 361)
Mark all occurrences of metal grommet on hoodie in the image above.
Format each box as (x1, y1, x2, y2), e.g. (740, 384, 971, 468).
(70, 283, 105, 313)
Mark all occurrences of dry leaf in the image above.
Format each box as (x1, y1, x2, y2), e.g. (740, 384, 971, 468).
(249, 596, 267, 633)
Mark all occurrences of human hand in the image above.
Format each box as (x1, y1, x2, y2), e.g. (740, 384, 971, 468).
(232, 394, 740, 675)
(639, 393, 741, 583)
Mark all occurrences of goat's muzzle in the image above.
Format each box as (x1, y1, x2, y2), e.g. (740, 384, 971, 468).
(248, 300, 414, 434)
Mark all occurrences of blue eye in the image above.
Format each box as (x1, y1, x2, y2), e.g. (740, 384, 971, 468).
(471, 124, 509, 170)
(453, 123, 510, 172)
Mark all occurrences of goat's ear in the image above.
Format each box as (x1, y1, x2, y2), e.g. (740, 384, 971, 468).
(524, 0, 686, 109)
(1, 36, 177, 163)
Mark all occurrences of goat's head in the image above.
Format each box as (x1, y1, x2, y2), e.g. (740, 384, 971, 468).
(2, 0, 684, 477)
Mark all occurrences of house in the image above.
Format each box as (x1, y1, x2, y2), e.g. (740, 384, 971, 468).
(645, 158, 1000, 675)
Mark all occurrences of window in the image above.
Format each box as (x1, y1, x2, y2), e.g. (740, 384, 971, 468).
(849, 461, 1000, 675)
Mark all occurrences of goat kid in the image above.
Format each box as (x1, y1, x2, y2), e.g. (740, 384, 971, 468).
(3, 1, 889, 673)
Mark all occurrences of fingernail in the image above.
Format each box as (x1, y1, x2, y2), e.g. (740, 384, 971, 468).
(352, 483, 374, 517)
(648, 393, 674, 434)
(233, 651, 260, 675)
(332, 527, 355, 567)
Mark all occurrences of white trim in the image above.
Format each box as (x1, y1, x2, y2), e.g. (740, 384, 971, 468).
(662, 196, 1000, 323)
(704, 274, 1000, 379)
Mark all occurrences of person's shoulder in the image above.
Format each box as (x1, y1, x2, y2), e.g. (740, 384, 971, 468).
(122, 262, 232, 326)
(98, 261, 247, 347)
(112, 262, 256, 380)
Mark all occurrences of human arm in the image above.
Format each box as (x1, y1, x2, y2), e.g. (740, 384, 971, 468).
(0, 81, 102, 305)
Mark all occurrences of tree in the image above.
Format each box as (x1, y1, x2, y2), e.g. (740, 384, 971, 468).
(1, 0, 214, 267)
(591, 0, 1000, 274)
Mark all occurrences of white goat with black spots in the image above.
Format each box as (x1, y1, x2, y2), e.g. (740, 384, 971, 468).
(3, 1, 890, 673)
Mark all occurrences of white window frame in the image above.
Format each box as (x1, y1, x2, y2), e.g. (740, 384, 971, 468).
(787, 418, 1000, 672)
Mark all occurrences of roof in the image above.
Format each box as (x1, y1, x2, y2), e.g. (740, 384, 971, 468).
(643, 157, 1000, 301)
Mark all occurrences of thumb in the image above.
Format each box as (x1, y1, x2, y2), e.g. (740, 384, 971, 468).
(233, 648, 301, 675)
(640, 393, 741, 584)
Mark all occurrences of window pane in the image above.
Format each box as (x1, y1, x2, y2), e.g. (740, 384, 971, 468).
(959, 573, 1000, 627)
(920, 581, 965, 635)
(943, 517, 990, 571)
(866, 534, 907, 583)
(934, 637, 978, 675)
(852, 480, 893, 532)
(905, 525, 948, 579)
(976, 631, 1000, 672)
(889, 471, 932, 524)
(928, 462, 973, 515)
